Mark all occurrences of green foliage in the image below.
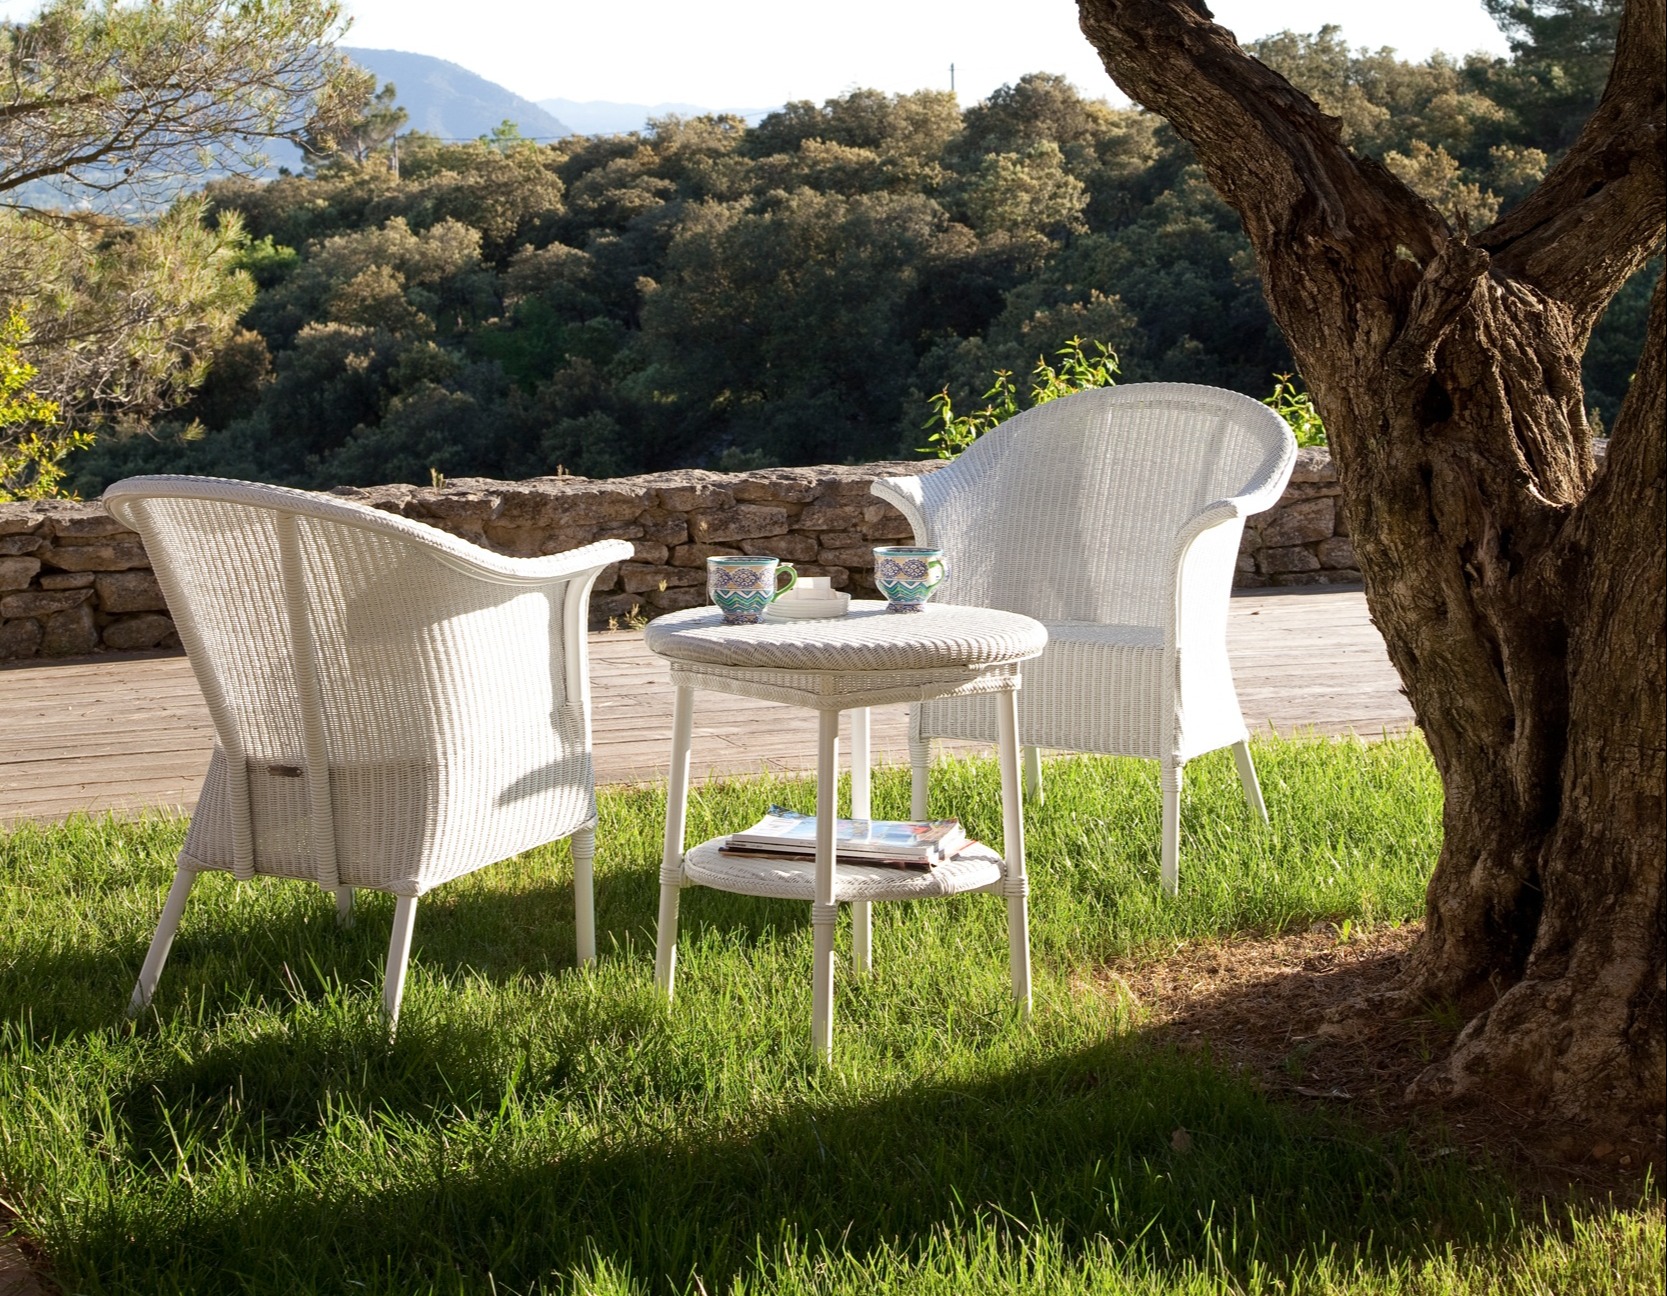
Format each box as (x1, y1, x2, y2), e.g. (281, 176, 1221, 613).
(57, 18, 1650, 493)
(302, 78, 407, 169)
(923, 337, 1120, 458)
(1263, 373, 1328, 448)
(1, 0, 359, 205)
(0, 308, 92, 499)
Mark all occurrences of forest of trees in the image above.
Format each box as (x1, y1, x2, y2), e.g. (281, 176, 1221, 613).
(52, 14, 1653, 493)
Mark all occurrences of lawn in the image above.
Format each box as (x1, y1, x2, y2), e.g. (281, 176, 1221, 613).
(1, 736, 1660, 1295)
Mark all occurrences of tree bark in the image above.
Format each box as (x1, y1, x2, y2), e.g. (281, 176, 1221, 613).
(1077, 0, 1665, 1118)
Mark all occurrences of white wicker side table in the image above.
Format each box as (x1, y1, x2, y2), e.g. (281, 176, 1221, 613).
(643, 600, 1048, 1061)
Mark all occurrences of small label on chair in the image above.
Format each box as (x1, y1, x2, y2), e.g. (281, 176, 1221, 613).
(266, 763, 304, 778)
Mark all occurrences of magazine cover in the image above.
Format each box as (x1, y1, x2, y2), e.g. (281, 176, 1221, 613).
(729, 807, 967, 858)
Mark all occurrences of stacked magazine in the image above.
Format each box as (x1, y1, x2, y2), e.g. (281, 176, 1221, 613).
(721, 807, 971, 872)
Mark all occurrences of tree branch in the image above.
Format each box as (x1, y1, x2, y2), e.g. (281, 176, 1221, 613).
(1075, 0, 1441, 264)
(1479, 0, 1667, 333)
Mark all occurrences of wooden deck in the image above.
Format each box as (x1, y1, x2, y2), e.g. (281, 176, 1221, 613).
(0, 587, 1413, 826)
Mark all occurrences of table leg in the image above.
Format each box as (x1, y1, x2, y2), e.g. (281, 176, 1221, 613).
(996, 688, 1032, 1019)
(655, 684, 694, 1000)
(850, 706, 873, 975)
(812, 708, 840, 1063)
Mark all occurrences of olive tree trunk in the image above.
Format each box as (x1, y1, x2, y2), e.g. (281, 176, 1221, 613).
(1077, 0, 1665, 1119)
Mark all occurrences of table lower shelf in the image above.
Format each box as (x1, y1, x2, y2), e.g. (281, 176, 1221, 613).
(682, 837, 1005, 903)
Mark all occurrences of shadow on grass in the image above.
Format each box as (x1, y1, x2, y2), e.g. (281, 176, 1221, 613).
(71, 1026, 1520, 1295)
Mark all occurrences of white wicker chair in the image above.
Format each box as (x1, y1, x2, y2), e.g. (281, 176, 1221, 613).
(104, 475, 632, 1025)
(872, 383, 1297, 893)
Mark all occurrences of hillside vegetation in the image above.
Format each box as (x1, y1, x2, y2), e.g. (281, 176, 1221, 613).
(71, 23, 1650, 493)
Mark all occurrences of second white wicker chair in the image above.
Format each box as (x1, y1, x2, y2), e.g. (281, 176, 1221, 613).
(872, 383, 1297, 893)
(105, 475, 632, 1025)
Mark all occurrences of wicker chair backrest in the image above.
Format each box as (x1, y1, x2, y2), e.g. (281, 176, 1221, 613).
(918, 383, 1291, 626)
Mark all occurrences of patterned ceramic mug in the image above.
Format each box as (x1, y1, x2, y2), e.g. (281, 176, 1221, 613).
(707, 555, 798, 624)
(874, 546, 947, 613)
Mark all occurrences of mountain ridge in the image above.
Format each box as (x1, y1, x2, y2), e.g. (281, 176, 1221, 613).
(344, 47, 571, 140)
(538, 97, 775, 136)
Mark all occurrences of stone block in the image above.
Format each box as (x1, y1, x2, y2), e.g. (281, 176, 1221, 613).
(1317, 536, 1357, 570)
(591, 591, 642, 626)
(0, 556, 41, 590)
(687, 505, 789, 544)
(797, 504, 862, 532)
(49, 511, 131, 538)
(39, 572, 95, 590)
(819, 545, 876, 568)
(1287, 446, 1336, 485)
(1233, 573, 1273, 589)
(1257, 497, 1334, 547)
(533, 524, 640, 555)
(0, 617, 42, 659)
(95, 570, 168, 613)
(793, 564, 850, 589)
(643, 585, 707, 613)
(0, 514, 45, 537)
(1278, 481, 1342, 501)
(731, 471, 821, 504)
(38, 541, 150, 572)
(629, 541, 670, 566)
(816, 530, 865, 550)
(1235, 551, 1259, 574)
(743, 533, 818, 562)
(658, 482, 734, 512)
(1258, 544, 1321, 574)
(101, 613, 177, 651)
(671, 543, 741, 567)
(1, 588, 91, 617)
(640, 513, 689, 547)
(861, 504, 914, 540)
(0, 534, 43, 556)
(620, 563, 705, 594)
(1271, 570, 1340, 587)
(41, 603, 97, 656)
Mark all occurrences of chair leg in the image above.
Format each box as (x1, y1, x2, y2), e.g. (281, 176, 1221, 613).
(571, 825, 597, 967)
(1023, 745, 1044, 804)
(1232, 739, 1269, 823)
(127, 864, 197, 1016)
(383, 896, 419, 1028)
(997, 691, 1032, 1018)
(850, 707, 873, 975)
(656, 684, 695, 1001)
(335, 886, 354, 927)
(909, 729, 931, 822)
(1161, 761, 1183, 896)
(811, 708, 840, 1063)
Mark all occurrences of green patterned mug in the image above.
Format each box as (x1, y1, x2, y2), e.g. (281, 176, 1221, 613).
(874, 546, 947, 612)
(708, 556, 798, 624)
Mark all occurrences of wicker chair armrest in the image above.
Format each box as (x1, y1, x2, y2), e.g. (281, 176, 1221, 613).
(1231, 433, 1299, 518)
(869, 476, 931, 547)
(430, 538, 634, 588)
(1164, 500, 1251, 653)
(105, 475, 634, 590)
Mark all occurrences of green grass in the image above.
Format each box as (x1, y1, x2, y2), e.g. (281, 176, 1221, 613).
(0, 735, 1659, 1295)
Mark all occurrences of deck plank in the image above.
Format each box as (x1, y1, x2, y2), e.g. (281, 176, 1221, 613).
(0, 587, 1414, 825)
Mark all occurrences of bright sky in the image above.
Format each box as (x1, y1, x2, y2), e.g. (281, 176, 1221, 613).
(0, 1, 1513, 109)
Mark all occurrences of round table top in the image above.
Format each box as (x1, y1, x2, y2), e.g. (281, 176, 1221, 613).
(643, 600, 1047, 674)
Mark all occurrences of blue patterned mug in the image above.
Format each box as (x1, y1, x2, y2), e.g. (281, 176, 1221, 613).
(707, 555, 798, 624)
(874, 546, 947, 613)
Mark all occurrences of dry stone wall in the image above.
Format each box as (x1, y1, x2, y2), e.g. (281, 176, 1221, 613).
(0, 449, 1356, 661)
